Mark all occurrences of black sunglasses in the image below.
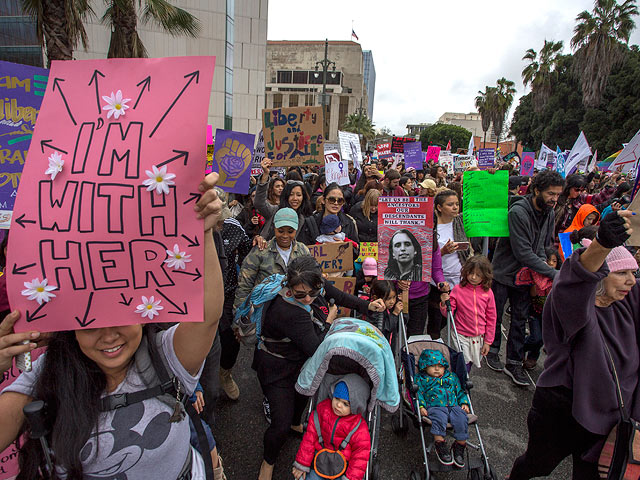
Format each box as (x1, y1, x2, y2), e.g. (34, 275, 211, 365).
(326, 197, 345, 205)
(292, 288, 321, 299)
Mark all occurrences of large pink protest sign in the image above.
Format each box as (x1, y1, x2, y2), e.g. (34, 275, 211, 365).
(6, 57, 215, 332)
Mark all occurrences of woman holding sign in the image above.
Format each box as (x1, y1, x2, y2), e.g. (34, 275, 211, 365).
(0, 173, 225, 480)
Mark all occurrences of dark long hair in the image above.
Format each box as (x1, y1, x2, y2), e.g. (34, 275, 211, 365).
(319, 183, 344, 215)
(18, 332, 108, 479)
(279, 180, 313, 216)
(370, 279, 397, 302)
(267, 177, 284, 205)
(387, 229, 422, 272)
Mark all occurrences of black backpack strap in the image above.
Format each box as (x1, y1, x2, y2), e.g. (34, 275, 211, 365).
(314, 410, 325, 448)
(338, 418, 362, 450)
(185, 401, 214, 480)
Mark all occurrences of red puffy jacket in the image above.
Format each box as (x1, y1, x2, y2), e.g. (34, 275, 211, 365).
(295, 398, 371, 480)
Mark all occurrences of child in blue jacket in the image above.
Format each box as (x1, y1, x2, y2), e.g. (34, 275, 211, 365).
(416, 349, 470, 468)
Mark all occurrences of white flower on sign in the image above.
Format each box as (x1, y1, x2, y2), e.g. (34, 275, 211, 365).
(21, 277, 57, 305)
(164, 244, 192, 270)
(142, 165, 176, 195)
(102, 90, 131, 119)
(134, 295, 163, 319)
(44, 152, 64, 181)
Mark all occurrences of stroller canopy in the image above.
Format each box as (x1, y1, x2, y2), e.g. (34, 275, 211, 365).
(296, 318, 400, 413)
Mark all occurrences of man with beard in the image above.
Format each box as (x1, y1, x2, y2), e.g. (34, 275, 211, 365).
(487, 170, 564, 386)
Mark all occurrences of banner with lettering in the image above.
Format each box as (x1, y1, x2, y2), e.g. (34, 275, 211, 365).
(7, 56, 215, 333)
(403, 141, 423, 170)
(391, 136, 416, 153)
(376, 142, 392, 159)
(251, 129, 265, 176)
(307, 242, 354, 273)
(462, 170, 509, 237)
(477, 148, 495, 169)
(0, 61, 49, 229)
(262, 106, 323, 166)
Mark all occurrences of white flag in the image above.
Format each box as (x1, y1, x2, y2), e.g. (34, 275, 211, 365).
(565, 131, 592, 175)
(609, 130, 640, 173)
(468, 135, 475, 156)
(536, 143, 554, 169)
(587, 150, 598, 173)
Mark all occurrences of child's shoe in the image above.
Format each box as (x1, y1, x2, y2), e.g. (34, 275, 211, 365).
(434, 440, 453, 465)
(452, 442, 466, 468)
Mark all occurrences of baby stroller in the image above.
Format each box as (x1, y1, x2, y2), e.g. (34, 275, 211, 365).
(296, 317, 400, 480)
(392, 304, 498, 480)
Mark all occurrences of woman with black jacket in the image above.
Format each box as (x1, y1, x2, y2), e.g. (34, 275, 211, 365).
(254, 256, 385, 480)
(350, 188, 379, 243)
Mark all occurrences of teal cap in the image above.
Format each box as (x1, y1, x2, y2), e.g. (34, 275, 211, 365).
(274, 207, 299, 230)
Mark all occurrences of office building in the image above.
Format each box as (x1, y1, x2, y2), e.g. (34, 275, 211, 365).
(362, 50, 375, 118)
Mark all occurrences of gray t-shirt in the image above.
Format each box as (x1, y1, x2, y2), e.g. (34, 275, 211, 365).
(3, 325, 202, 479)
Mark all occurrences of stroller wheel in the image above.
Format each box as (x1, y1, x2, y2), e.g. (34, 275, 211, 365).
(391, 413, 409, 436)
(469, 467, 482, 480)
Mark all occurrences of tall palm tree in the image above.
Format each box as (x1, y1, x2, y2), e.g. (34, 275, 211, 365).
(475, 86, 496, 148)
(21, 0, 93, 67)
(342, 112, 375, 150)
(492, 77, 517, 147)
(522, 40, 564, 112)
(571, 0, 639, 107)
(103, 0, 200, 58)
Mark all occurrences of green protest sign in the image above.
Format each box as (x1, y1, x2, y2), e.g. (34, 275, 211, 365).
(462, 170, 509, 237)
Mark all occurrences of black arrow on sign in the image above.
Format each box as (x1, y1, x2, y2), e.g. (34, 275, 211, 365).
(12, 263, 36, 275)
(155, 289, 188, 315)
(183, 193, 201, 205)
(75, 292, 96, 327)
(40, 139, 68, 155)
(88, 69, 105, 115)
(15, 214, 36, 229)
(181, 234, 199, 247)
(157, 150, 189, 168)
(133, 75, 151, 109)
(119, 293, 133, 306)
(172, 268, 202, 282)
(149, 71, 199, 138)
(52, 78, 77, 125)
(26, 303, 46, 322)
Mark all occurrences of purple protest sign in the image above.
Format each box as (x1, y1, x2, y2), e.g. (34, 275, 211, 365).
(210, 129, 255, 194)
(0, 60, 48, 229)
(520, 151, 535, 176)
(425, 145, 441, 163)
(477, 148, 495, 169)
(403, 141, 423, 170)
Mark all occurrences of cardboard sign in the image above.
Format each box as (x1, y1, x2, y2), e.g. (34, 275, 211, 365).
(454, 154, 477, 172)
(377, 197, 434, 282)
(403, 141, 423, 170)
(0, 61, 49, 229)
(251, 129, 265, 176)
(307, 242, 354, 272)
(439, 151, 454, 175)
(356, 242, 378, 262)
(338, 130, 362, 170)
(425, 146, 441, 163)
(520, 151, 535, 176)
(325, 276, 356, 317)
(376, 142, 392, 158)
(325, 158, 350, 186)
(462, 170, 509, 237)
(7, 56, 215, 333)
(477, 148, 495, 169)
(262, 106, 323, 166)
(391, 136, 416, 153)
(210, 129, 255, 193)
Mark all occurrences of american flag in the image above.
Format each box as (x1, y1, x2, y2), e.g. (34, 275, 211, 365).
(351, 29, 359, 41)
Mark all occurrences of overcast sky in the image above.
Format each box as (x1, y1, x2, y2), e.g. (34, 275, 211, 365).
(267, 0, 640, 136)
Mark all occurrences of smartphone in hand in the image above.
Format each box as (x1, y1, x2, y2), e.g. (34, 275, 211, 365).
(454, 242, 470, 251)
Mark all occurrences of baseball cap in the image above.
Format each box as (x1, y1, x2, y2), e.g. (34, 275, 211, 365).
(274, 208, 298, 230)
(320, 214, 341, 234)
(362, 257, 378, 276)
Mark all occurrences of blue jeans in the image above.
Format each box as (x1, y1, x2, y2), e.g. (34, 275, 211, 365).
(426, 406, 469, 441)
(524, 312, 543, 361)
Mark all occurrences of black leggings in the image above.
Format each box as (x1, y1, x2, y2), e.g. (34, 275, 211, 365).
(406, 294, 429, 337)
(426, 287, 444, 339)
(509, 386, 604, 480)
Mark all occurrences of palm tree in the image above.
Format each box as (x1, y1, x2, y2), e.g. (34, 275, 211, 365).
(103, 0, 200, 58)
(492, 77, 517, 147)
(21, 0, 93, 67)
(521, 40, 564, 112)
(342, 112, 375, 150)
(475, 86, 496, 148)
(571, 0, 639, 107)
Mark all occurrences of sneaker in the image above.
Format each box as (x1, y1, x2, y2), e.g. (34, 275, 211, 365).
(434, 441, 453, 466)
(452, 442, 466, 468)
(486, 353, 504, 372)
(523, 358, 538, 370)
(504, 364, 532, 386)
(262, 396, 271, 424)
(219, 368, 240, 400)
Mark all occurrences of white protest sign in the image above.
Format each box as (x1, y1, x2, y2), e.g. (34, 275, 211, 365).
(609, 130, 640, 173)
(537, 143, 555, 170)
(325, 160, 351, 186)
(324, 149, 341, 163)
(251, 129, 265, 175)
(439, 151, 454, 175)
(454, 155, 477, 172)
(338, 131, 363, 170)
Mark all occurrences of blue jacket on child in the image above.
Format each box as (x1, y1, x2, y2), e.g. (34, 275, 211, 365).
(416, 349, 469, 409)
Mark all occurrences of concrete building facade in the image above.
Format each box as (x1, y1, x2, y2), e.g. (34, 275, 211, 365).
(265, 40, 371, 143)
(438, 112, 497, 143)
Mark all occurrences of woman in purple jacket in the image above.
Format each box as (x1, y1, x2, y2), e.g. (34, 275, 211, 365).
(508, 210, 639, 479)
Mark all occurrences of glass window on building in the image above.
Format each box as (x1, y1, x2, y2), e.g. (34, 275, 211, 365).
(292, 71, 307, 84)
(305, 94, 314, 106)
(289, 94, 298, 107)
(273, 93, 283, 108)
(277, 71, 292, 84)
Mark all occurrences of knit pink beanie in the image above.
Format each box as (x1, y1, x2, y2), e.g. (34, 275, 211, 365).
(606, 246, 638, 272)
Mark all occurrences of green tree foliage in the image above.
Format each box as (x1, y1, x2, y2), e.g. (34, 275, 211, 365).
(342, 112, 376, 145)
(492, 77, 517, 145)
(475, 86, 496, 147)
(419, 124, 472, 152)
(522, 40, 564, 112)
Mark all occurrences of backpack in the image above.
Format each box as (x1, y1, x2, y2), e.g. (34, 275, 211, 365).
(232, 273, 286, 346)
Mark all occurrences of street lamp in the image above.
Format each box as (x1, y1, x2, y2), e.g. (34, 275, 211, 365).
(314, 39, 336, 140)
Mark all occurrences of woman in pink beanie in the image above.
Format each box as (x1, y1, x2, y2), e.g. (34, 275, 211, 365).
(509, 210, 639, 480)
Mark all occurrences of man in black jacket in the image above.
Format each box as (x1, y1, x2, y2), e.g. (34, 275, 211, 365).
(488, 170, 564, 386)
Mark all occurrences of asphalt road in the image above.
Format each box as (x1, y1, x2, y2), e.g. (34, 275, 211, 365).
(213, 318, 572, 480)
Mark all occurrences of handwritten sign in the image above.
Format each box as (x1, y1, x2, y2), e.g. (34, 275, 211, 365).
(0, 61, 49, 230)
(454, 154, 477, 172)
(377, 197, 434, 282)
(477, 148, 495, 169)
(520, 151, 535, 176)
(425, 146, 441, 163)
(439, 151, 454, 175)
(210, 129, 255, 193)
(324, 149, 341, 163)
(462, 170, 509, 237)
(391, 136, 416, 153)
(251, 129, 265, 176)
(307, 241, 353, 273)
(326, 276, 356, 317)
(338, 130, 362, 170)
(403, 141, 423, 170)
(325, 157, 350, 186)
(262, 106, 323, 166)
(376, 142, 392, 159)
(356, 242, 378, 262)
(7, 56, 215, 333)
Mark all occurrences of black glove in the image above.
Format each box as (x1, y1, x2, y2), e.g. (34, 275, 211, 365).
(596, 212, 630, 249)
